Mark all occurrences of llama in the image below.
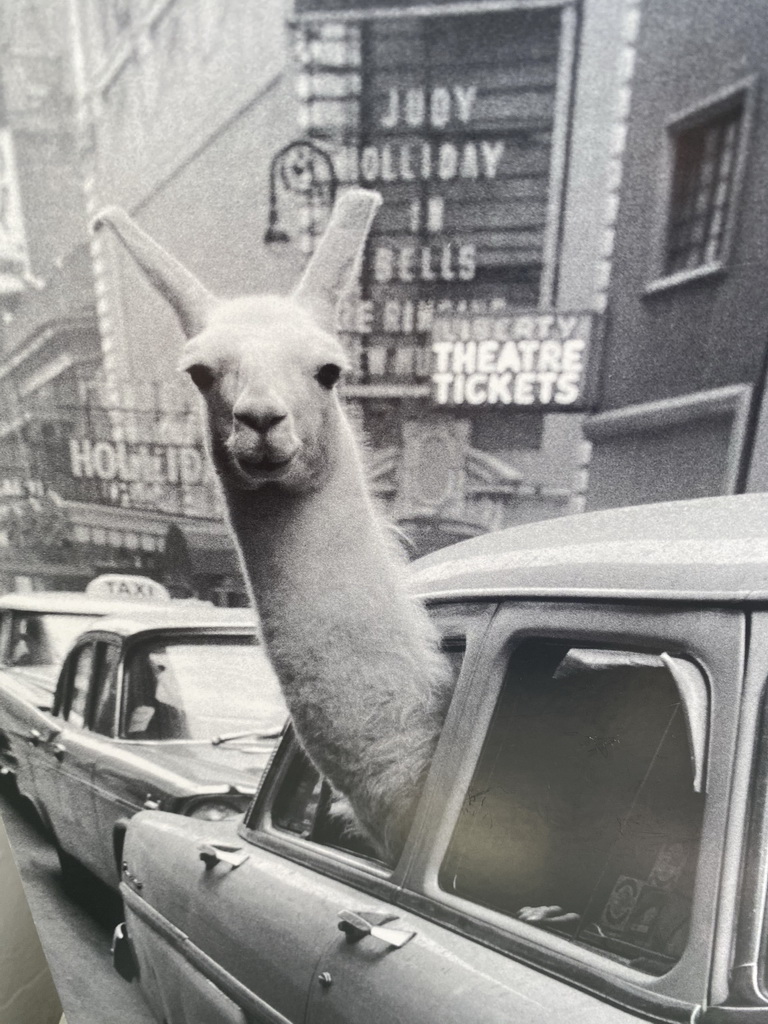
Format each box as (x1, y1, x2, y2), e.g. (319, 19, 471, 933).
(93, 191, 453, 862)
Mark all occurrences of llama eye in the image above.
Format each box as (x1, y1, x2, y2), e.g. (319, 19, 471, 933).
(187, 364, 214, 391)
(316, 363, 341, 389)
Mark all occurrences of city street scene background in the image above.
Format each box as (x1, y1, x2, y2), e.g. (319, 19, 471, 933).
(1, 0, 766, 598)
(0, 0, 766, 1020)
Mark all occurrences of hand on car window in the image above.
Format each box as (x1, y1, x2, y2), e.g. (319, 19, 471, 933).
(516, 905, 581, 926)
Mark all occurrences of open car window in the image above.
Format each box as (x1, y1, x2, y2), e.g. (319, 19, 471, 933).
(267, 634, 468, 865)
(271, 748, 383, 862)
(439, 639, 707, 975)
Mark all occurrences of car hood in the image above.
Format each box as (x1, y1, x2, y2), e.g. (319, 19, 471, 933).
(128, 737, 279, 791)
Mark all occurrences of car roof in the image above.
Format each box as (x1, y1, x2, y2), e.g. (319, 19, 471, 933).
(410, 492, 768, 604)
(75, 605, 258, 642)
(0, 591, 185, 616)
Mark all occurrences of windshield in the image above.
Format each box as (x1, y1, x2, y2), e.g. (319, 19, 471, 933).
(122, 636, 287, 741)
(5, 612, 95, 669)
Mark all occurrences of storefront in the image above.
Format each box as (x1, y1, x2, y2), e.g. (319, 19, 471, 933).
(0, 382, 244, 601)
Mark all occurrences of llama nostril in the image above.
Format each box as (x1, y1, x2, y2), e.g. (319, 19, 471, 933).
(235, 410, 287, 434)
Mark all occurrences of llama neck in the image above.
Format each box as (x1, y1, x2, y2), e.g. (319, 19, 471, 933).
(223, 421, 449, 859)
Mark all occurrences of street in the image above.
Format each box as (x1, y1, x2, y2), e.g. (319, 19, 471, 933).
(0, 778, 156, 1024)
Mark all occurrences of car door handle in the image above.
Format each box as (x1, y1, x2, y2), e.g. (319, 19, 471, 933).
(27, 729, 42, 746)
(198, 842, 249, 870)
(50, 742, 66, 761)
(338, 910, 416, 948)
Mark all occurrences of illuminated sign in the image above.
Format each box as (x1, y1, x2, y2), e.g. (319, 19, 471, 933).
(296, 10, 562, 384)
(61, 438, 216, 516)
(430, 311, 596, 409)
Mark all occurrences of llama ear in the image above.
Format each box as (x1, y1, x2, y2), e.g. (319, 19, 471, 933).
(92, 207, 218, 338)
(292, 188, 382, 334)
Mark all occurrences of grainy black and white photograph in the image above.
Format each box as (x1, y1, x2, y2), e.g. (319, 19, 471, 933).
(0, 1, 766, 1022)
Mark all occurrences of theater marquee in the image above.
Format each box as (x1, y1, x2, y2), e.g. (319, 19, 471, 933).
(293, 5, 570, 386)
(431, 310, 596, 409)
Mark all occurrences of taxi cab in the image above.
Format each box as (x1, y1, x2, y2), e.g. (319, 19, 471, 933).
(0, 575, 182, 783)
(0, 596, 286, 892)
(0, 575, 181, 709)
(114, 493, 768, 1024)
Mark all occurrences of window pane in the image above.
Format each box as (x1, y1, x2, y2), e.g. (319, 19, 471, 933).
(271, 747, 382, 860)
(5, 613, 91, 670)
(91, 644, 121, 736)
(440, 641, 705, 973)
(121, 636, 286, 740)
(665, 102, 744, 275)
(68, 645, 95, 726)
(272, 749, 322, 837)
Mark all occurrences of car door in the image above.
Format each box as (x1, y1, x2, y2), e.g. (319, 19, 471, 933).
(693, 609, 768, 1019)
(81, 638, 132, 884)
(0, 608, 57, 796)
(0, 675, 60, 809)
(120, 602, 491, 1024)
(303, 599, 744, 1024)
(35, 639, 106, 876)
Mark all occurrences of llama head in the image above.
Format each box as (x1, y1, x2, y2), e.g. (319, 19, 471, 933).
(93, 189, 382, 492)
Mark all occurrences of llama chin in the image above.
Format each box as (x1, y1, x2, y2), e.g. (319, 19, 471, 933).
(93, 190, 454, 863)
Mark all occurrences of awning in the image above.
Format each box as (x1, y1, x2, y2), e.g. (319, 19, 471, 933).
(162, 523, 241, 586)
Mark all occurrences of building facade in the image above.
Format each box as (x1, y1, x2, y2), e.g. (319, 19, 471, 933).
(584, 0, 768, 510)
(67, 0, 640, 566)
(0, 0, 243, 597)
(0, 0, 103, 591)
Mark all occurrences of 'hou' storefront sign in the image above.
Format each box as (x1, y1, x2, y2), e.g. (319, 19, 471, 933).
(431, 310, 597, 410)
(60, 438, 216, 517)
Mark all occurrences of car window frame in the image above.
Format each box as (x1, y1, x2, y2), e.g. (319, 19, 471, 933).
(88, 639, 123, 738)
(55, 638, 98, 725)
(720, 610, 768, 1010)
(0, 610, 12, 664)
(397, 598, 745, 1018)
(240, 600, 497, 900)
(116, 626, 262, 741)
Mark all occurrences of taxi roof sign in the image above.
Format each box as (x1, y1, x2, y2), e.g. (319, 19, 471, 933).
(85, 574, 171, 602)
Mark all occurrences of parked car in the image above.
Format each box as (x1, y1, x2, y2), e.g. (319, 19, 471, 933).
(114, 493, 768, 1023)
(0, 605, 286, 890)
(0, 574, 180, 714)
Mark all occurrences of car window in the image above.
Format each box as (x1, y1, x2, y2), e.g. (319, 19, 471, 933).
(91, 643, 121, 737)
(121, 635, 286, 740)
(66, 644, 96, 726)
(268, 637, 468, 864)
(271, 748, 383, 861)
(3, 612, 92, 669)
(439, 640, 706, 975)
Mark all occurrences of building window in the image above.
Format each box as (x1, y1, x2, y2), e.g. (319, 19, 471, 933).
(663, 97, 746, 276)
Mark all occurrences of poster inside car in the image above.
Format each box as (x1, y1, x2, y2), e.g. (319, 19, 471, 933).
(430, 309, 597, 409)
